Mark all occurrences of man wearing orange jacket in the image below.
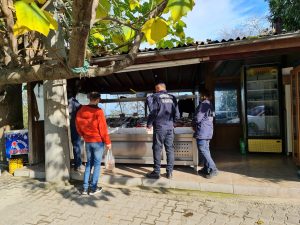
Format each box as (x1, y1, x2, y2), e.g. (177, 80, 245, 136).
(76, 92, 111, 195)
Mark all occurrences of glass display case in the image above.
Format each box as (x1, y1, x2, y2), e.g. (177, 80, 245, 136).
(244, 65, 283, 153)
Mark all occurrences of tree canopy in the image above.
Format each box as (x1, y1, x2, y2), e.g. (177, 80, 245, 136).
(0, 0, 195, 84)
(267, 0, 300, 32)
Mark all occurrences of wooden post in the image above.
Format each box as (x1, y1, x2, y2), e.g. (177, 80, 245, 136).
(0, 84, 23, 161)
(27, 82, 34, 164)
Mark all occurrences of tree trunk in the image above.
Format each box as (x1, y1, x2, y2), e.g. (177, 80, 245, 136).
(0, 85, 23, 161)
(68, 0, 98, 68)
(0, 0, 18, 65)
(43, 2, 70, 183)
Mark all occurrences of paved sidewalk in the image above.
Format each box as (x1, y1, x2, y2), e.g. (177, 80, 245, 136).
(1, 172, 300, 225)
(13, 154, 300, 198)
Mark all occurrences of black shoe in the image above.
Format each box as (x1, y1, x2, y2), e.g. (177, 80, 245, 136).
(145, 171, 160, 179)
(89, 187, 103, 195)
(205, 171, 218, 179)
(197, 168, 208, 176)
(166, 172, 173, 179)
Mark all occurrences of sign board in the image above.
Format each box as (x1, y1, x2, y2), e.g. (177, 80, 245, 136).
(5, 129, 29, 159)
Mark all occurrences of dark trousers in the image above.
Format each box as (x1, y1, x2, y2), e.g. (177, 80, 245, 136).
(70, 125, 82, 169)
(152, 129, 175, 174)
(196, 139, 217, 174)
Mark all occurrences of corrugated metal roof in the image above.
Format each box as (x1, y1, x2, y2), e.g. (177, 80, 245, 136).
(91, 31, 300, 62)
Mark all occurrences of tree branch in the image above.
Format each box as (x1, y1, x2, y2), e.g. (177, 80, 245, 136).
(95, 17, 139, 31)
(0, 0, 18, 65)
(0, 0, 168, 85)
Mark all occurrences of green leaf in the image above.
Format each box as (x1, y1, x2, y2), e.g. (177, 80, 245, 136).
(96, 0, 111, 19)
(167, 0, 195, 22)
(142, 17, 168, 45)
(13, 1, 58, 36)
(160, 40, 174, 48)
(186, 37, 194, 44)
(123, 26, 135, 42)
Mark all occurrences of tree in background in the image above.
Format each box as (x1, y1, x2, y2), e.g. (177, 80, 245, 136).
(267, 0, 300, 32)
(218, 16, 271, 40)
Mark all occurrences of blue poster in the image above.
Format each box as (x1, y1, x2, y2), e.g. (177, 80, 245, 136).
(5, 130, 29, 159)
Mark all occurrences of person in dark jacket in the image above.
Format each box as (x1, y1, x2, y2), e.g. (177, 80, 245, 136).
(146, 93, 154, 112)
(68, 90, 83, 171)
(194, 89, 218, 179)
(146, 82, 180, 179)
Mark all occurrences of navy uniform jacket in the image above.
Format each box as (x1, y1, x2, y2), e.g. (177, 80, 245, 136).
(193, 99, 214, 139)
(146, 94, 154, 112)
(147, 90, 180, 130)
(68, 97, 81, 131)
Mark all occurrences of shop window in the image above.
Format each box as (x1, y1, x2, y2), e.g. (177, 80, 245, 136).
(215, 89, 239, 124)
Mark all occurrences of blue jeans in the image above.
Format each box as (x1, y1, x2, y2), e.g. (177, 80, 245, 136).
(70, 126, 82, 169)
(83, 142, 104, 191)
(196, 139, 217, 174)
(153, 129, 175, 174)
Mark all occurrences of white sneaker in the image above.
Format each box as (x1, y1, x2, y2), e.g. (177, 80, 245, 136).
(81, 189, 88, 195)
(89, 187, 102, 195)
(75, 165, 85, 173)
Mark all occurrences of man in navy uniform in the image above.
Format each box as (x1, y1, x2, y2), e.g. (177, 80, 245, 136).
(146, 82, 180, 179)
(193, 88, 218, 179)
(67, 90, 83, 171)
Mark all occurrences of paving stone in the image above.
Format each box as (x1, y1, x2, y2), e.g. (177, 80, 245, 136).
(167, 219, 182, 225)
(286, 215, 300, 224)
(156, 213, 170, 222)
(144, 215, 158, 224)
(0, 175, 300, 225)
(226, 217, 243, 225)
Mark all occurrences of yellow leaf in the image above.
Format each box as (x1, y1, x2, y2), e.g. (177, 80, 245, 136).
(14, 1, 58, 36)
(13, 21, 31, 36)
(43, 11, 58, 30)
(129, 0, 140, 10)
(21, 0, 34, 3)
(141, 17, 168, 45)
(256, 219, 264, 225)
(37, 0, 46, 4)
(96, 0, 111, 19)
(168, 0, 195, 22)
(92, 32, 105, 41)
(112, 33, 125, 45)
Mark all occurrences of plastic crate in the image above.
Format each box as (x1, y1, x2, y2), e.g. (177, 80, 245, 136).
(9, 158, 23, 174)
(248, 139, 282, 153)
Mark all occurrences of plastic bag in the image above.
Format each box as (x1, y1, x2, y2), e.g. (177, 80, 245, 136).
(105, 150, 115, 171)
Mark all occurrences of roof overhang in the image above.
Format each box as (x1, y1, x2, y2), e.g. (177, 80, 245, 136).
(75, 32, 300, 94)
(91, 32, 300, 72)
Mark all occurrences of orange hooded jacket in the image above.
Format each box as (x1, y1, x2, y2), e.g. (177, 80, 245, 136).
(75, 105, 111, 144)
